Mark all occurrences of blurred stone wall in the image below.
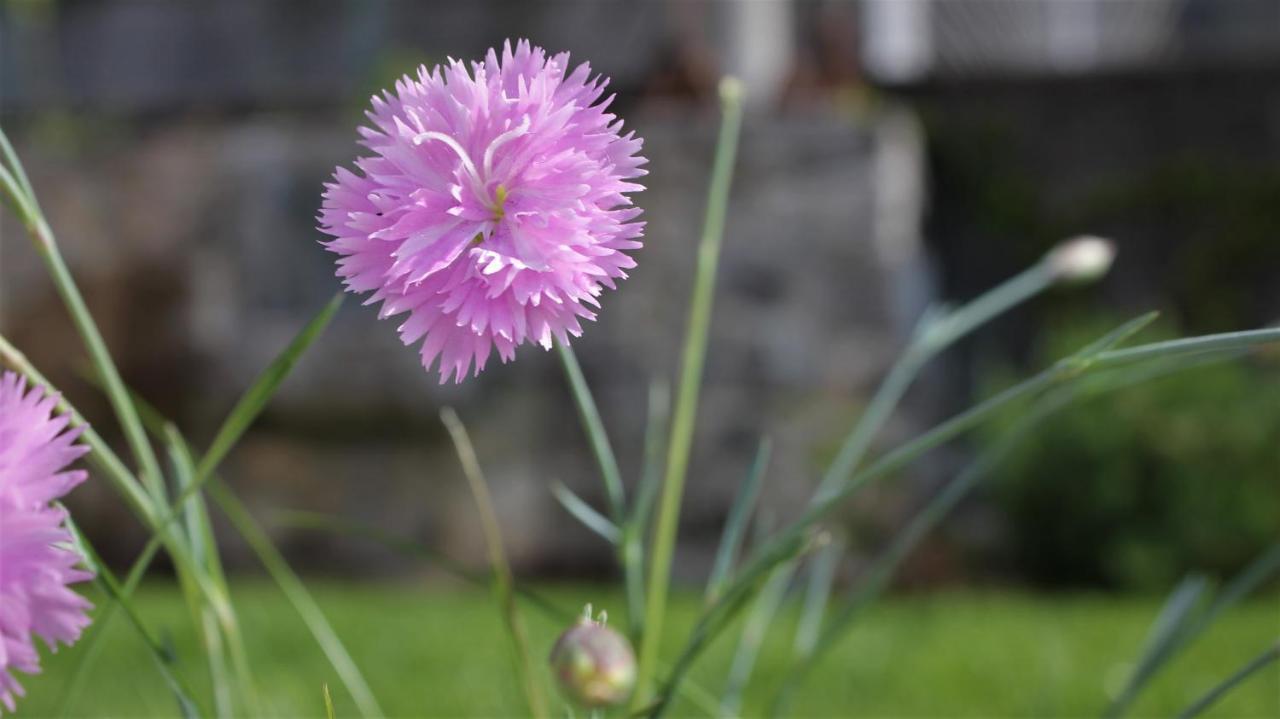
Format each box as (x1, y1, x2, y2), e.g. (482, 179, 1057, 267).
(0, 1, 939, 577)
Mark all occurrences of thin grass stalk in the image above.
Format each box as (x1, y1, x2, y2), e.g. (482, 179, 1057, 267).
(1176, 640, 1280, 719)
(788, 263, 1118, 663)
(814, 262, 1057, 505)
(165, 427, 261, 717)
(1107, 540, 1280, 717)
(0, 334, 250, 716)
(1105, 575, 1212, 719)
(653, 327, 1280, 715)
(441, 408, 548, 719)
(633, 76, 744, 709)
(61, 297, 349, 714)
(207, 480, 383, 718)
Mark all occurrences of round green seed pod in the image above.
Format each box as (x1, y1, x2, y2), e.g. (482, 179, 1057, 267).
(549, 617, 636, 708)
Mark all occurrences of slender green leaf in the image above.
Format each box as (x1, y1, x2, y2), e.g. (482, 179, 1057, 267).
(720, 561, 795, 717)
(792, 538, 841, 657)
(557, 341, 626, 521)
(208, 480, 383, 718)
(1176, 640, 1280, 719)
(659, 326, 1280, 716)
(198, 294, 343, 480)
(0, 126, 35, 200)
(1108, 541, 1280, 717)
(1094, 326, 1280, 367)
(632, 379, 671, 533)
(0, 150, 167, 495)
(1106, 575, 1213, 718)
(551, 480, 621, 544)
(65, 519, 204, 718)
(704, 439, 771, 604)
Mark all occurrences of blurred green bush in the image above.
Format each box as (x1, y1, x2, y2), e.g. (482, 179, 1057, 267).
(981, 319, 1280, 591)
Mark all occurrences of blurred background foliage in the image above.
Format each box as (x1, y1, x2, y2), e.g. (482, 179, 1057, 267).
(981, 319, 1280, 591)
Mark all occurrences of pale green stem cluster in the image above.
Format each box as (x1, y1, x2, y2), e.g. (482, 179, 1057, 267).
(0, 128, 378, 718)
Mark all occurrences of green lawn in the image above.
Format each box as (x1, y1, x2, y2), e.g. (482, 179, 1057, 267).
(23, 582, 1279, 717)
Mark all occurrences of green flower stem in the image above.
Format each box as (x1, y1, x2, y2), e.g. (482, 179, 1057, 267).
(441, 408, 548, 719)
(556, 341, 626, 521)
(0, 136, 166, 497)
(555, 341, 646, 636)
(632, 76, 744, 710)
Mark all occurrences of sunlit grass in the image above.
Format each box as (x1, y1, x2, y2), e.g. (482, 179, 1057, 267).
(27, 582, 1278, 717)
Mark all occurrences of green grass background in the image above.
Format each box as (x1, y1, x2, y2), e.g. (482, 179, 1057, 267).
(23, 582, 1279, 717)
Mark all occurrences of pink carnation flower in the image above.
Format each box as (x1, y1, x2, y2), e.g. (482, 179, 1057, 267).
(0, 372, 93, 712)
(320, 39, 646, 382)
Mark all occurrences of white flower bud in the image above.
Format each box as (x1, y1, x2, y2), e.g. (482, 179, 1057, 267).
(1045, 236, 1116, 284)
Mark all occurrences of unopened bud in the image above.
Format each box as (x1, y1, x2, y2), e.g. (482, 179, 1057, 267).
(549, 607, 636, 708)
(1045, 236, 1116, 284)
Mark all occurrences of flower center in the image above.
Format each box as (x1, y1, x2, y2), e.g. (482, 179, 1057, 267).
(491, 184, 509, 221)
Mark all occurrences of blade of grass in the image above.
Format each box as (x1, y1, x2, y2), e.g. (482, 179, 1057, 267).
(551, 479, 621, 544)
(1176, 640, 1280, 719)
(621, 379, 671, 641)
(0, 137, 165, 497)
(207, 480, 383, 718)
(1105, 575, 1213, 718)
(704, 439, 771, 605)
(65, 519, 204, 718)
(792, 538, 841, 657)
(719, 559, 796, 717)
(323, 684, 337, 719)
(1107, 540, 1280, 717)
(634, 76, 744, 710)
(654, 327, 1280, 716)
(774, 349, 1249, 716)
(441, 407, 548, 719)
